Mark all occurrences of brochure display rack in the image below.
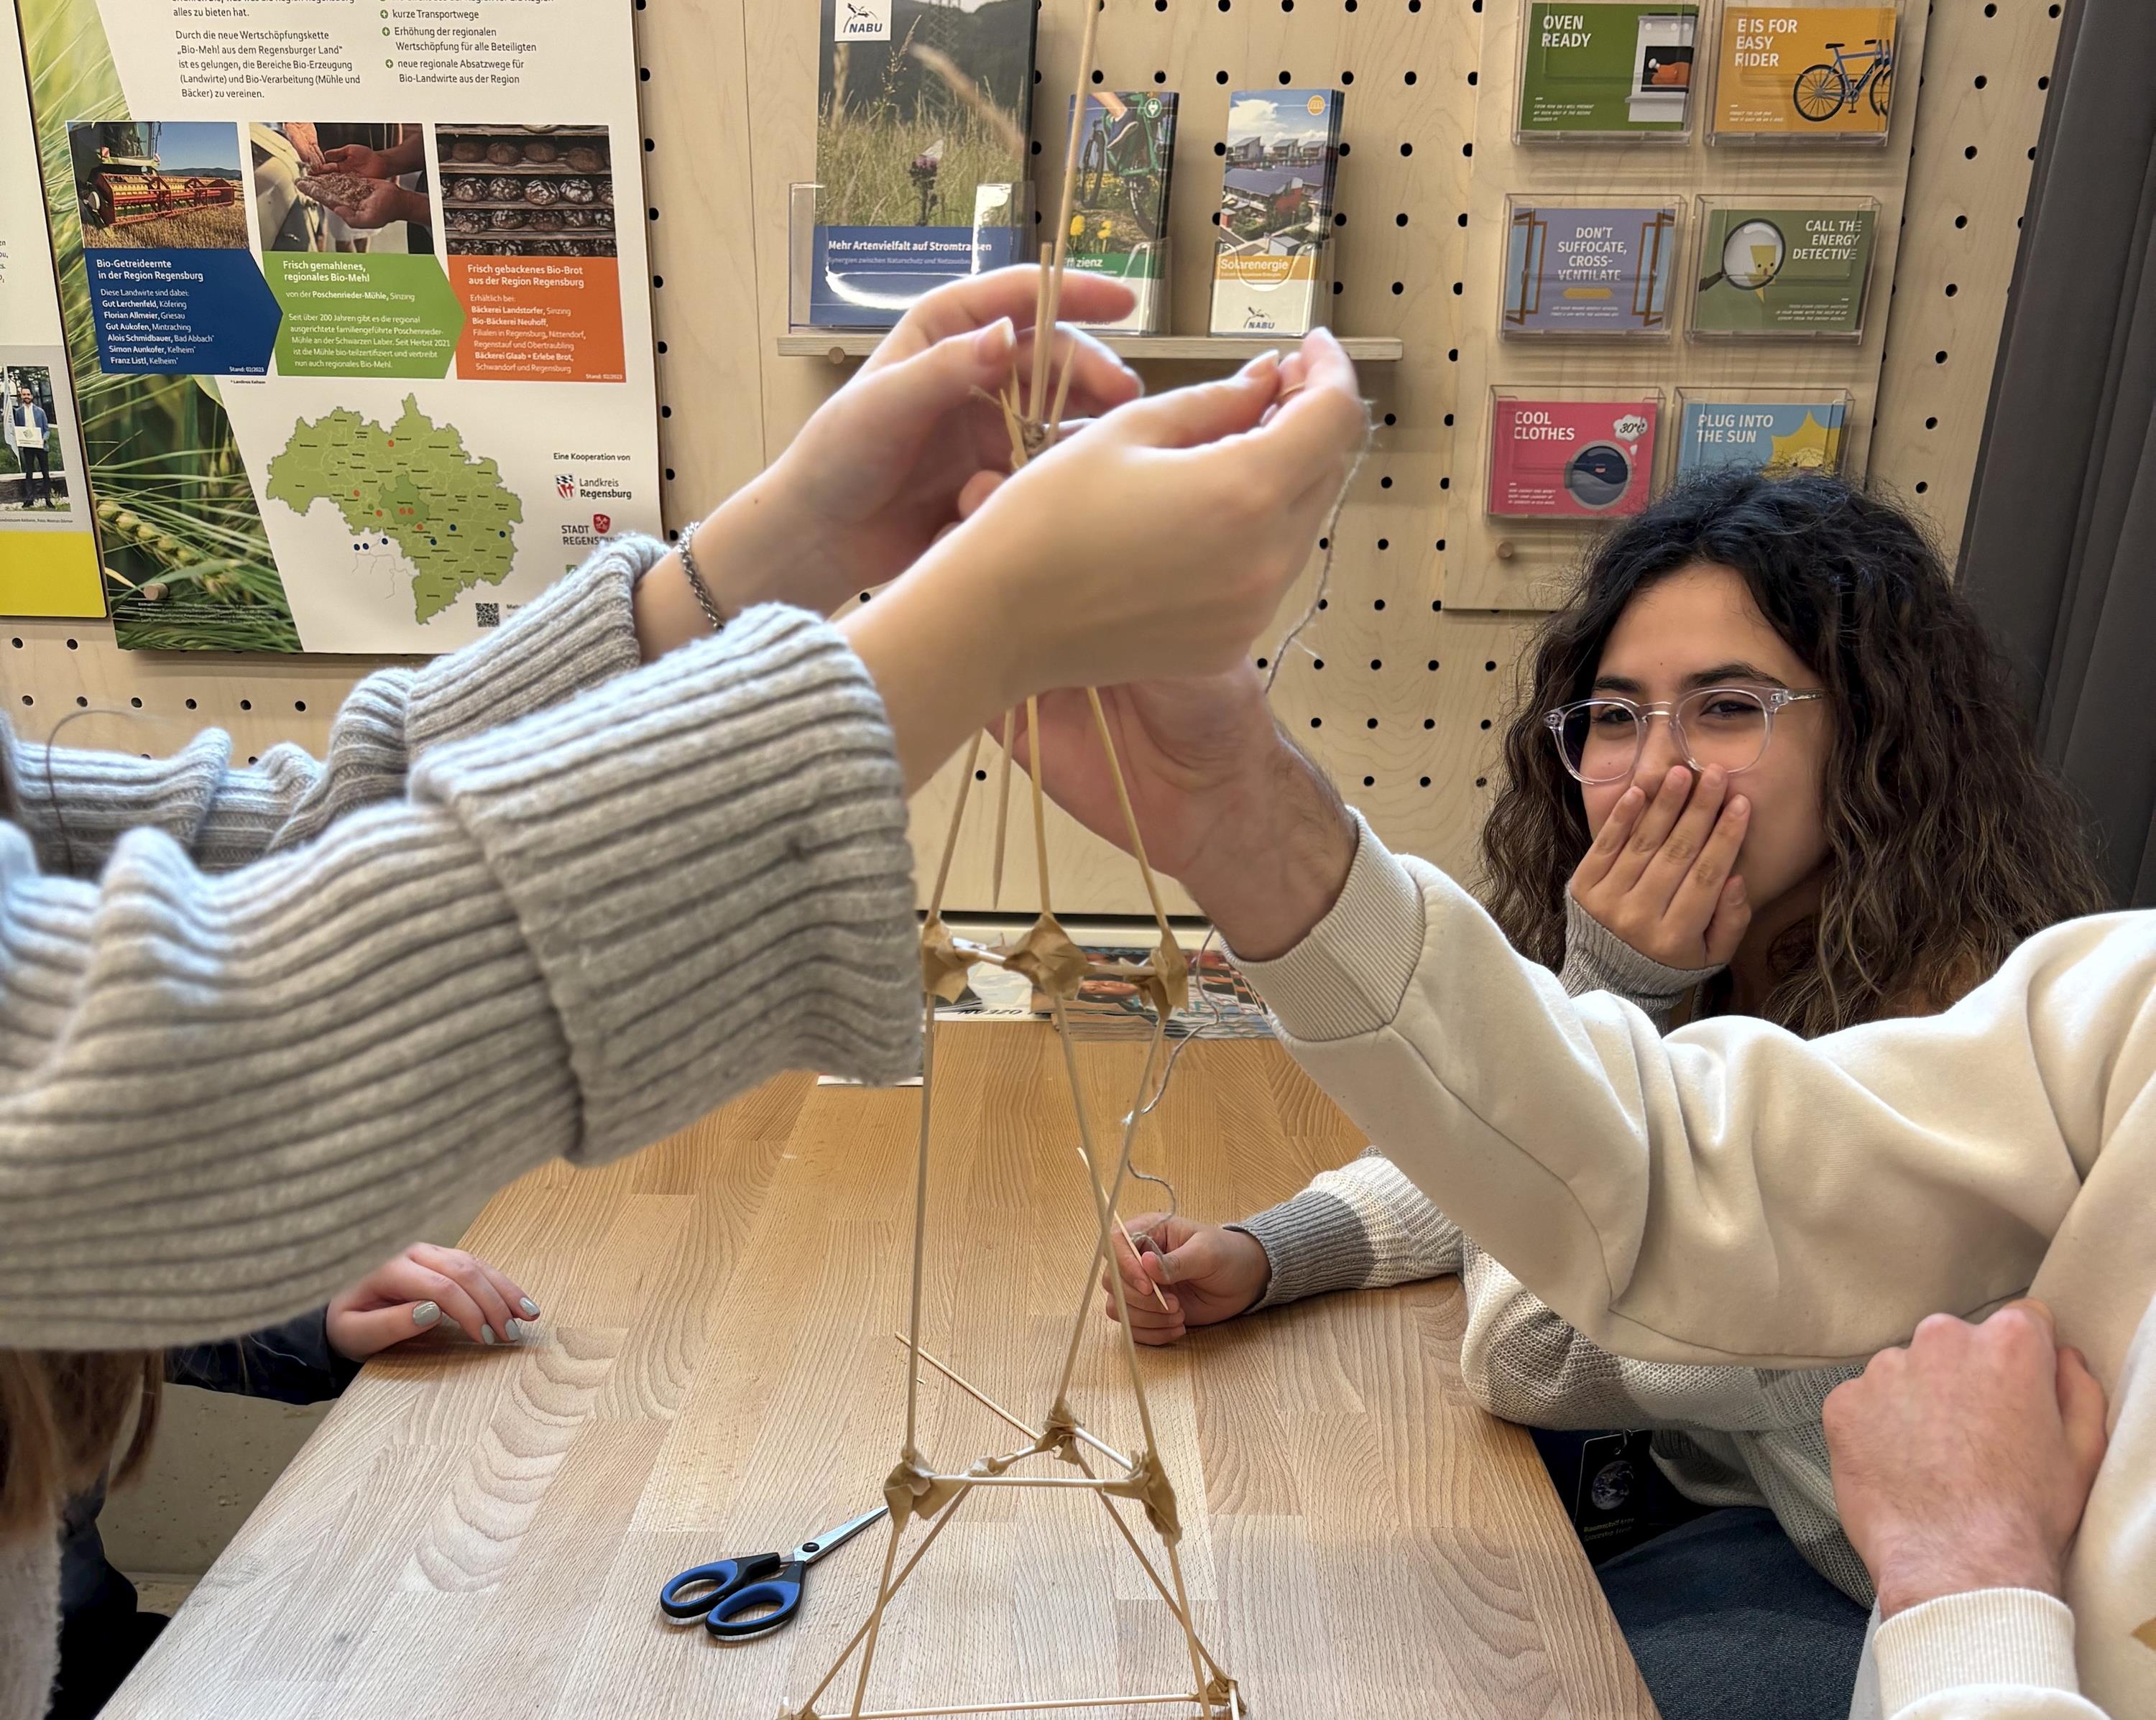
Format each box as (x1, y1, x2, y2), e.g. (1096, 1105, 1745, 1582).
(1449, 0, 1932, 608)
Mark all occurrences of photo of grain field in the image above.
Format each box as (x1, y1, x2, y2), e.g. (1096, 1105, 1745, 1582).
(23, 0, 295, 649)
(815, 0, 1030, 229)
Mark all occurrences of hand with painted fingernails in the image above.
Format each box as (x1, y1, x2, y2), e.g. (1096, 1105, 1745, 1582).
(1100, 1214, 1273, 1346)
(688, 267, 1146, 619)
(1569, 764, 1753, 971)
(324, 1242, 542, 1361)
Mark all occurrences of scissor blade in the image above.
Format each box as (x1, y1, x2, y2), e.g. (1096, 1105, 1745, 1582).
(794, 1504, 890, 1565)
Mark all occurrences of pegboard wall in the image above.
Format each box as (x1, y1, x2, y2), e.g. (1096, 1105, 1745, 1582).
(2, 0, 2063, 919)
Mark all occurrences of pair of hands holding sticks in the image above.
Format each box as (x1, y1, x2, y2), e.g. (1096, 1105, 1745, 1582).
(635, 267, 1369, 790)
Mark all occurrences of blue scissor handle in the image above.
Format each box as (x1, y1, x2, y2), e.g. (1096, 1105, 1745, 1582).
(658, 1553, 780, 1622)
(703, 1559, 807, 1639)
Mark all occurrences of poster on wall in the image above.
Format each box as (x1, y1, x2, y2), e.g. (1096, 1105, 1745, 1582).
(1515, 2, 1700, 139)
(1710, 6, 1897, 140)
(1674, 391, 1850, 477)
(1502, 199, 1680, 336)
(16, 0, 663, 652)
(1691, 200, 1876, 336)
(1488, 393, 1661, 519)
(806, 0, 1034, 329)
(0, 22, 102, 618)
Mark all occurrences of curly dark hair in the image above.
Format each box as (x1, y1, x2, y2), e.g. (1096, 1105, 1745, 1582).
(1479, 469, 2110, 1037)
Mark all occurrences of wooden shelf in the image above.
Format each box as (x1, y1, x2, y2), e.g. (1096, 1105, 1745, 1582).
(776, 331, 1406, 364)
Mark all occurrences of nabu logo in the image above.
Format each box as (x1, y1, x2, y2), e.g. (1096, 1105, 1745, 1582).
(837, 0, 891, 42)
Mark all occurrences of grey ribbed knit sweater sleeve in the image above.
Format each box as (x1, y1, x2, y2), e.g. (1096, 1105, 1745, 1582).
(0, 537, 920, 1350)
(2, 538, 654, 875)
(1229, 894, 1715, 1306)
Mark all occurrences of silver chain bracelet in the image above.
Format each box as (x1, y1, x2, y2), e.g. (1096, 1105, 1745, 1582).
(676, 530, 726, 634)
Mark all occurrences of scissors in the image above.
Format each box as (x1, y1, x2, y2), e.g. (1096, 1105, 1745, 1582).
(658, 1504, 888, 1640)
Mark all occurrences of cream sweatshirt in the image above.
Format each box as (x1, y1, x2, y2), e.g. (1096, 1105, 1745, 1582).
(1231, 900, 1869, 1602)
(1235, 818, 2154, 1720)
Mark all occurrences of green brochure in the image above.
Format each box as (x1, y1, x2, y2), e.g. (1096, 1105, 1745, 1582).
(1517, 4, 1700, 136)
(1693, 205, 1876, 336)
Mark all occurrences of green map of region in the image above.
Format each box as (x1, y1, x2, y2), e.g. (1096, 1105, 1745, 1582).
(264, 395, 523, 622)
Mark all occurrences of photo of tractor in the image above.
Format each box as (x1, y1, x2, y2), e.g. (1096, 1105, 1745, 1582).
(67, 120, 248, 249)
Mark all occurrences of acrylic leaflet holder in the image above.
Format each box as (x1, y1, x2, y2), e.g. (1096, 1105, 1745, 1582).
(1502, 196, 1682, 338)
(1486, 387, 1664, 521)
(1514, 1, 1702, 144)
(1688, 194, 1879, 339)
(1705, 2, 1900, 144)
(1671, 387, 1857, 481)
(1207, 231, 1334, 338)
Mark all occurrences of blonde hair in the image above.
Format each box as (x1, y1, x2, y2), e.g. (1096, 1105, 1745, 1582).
(0, 1353, 161, 1538)
(0, 746, 164, 1539)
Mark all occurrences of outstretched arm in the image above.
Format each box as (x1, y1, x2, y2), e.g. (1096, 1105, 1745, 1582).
(1222, 790, 2112, 1369)
(1028, 684, 2119, 1371)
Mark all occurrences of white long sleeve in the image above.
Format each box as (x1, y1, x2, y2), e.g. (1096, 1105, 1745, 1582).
(1233, 818, 2156, 1720)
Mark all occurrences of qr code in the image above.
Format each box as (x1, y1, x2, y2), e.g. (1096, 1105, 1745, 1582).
(474, 603, 501, 629)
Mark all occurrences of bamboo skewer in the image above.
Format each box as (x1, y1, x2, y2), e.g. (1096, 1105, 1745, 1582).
(1084, 689, 1177, 949)
(990, 708, 1017, 907)
(929, 730, 984, 921)
(895, 1333, 1130, 1469)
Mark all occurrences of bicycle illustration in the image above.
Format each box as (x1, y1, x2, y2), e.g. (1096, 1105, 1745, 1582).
(1792, 36, 1893, 121)
(1079, 92, 1169, 223)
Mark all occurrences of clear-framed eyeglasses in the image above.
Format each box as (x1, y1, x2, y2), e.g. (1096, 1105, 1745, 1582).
(1544, 685, 1827, 786)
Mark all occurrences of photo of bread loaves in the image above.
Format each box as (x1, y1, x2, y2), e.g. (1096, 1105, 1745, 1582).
(433, 123, 621, 259)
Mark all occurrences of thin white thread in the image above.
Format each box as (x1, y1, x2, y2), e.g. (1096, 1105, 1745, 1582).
(1123, 425, 1371, 1201)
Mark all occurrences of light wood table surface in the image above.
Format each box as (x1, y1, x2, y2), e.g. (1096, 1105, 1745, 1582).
(109, 1028, 1654, 1720)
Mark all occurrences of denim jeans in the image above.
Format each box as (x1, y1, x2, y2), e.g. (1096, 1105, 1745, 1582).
(1598, 1507, 1871, 1720)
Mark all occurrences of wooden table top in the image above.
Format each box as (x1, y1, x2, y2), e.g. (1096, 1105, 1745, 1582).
(109, 1028, 1652, 1720)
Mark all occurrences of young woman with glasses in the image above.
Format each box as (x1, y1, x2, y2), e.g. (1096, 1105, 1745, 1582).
(1093, 468, 2109, 1720)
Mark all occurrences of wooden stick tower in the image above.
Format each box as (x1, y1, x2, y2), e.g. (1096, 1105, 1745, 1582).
(783, 9, 1243, 1718)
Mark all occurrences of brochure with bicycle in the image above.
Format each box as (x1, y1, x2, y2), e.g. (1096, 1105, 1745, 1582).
(1065, 91, 1178, 334)
(1710, 6, 1897, 139)
(1208, 88, 1341, 338)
